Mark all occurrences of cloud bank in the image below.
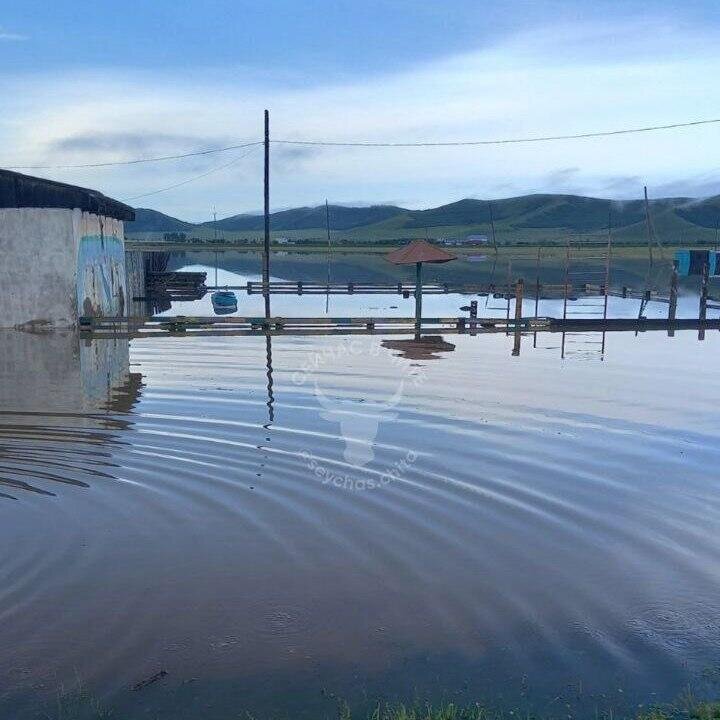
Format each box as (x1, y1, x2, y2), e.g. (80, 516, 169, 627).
(1, 17, 719, 220)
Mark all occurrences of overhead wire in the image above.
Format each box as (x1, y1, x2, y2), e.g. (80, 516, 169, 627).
(5, 141, 263, 170)
(270, 118, 720, 147)
(123, 145, 260, 202)
(3, 117, 718, 170)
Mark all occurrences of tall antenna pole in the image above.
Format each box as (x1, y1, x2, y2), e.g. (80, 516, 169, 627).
(263, 110, 271, 295)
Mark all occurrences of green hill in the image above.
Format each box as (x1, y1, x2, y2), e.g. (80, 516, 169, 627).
(209, 204, 405, 232)
(126, 193, 720, 245)
(130, 208, 193, 233)
(675, 196, 720, 228)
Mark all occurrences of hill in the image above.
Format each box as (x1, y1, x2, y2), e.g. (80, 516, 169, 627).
(128, 208, 193, 233)
(125, 193, 720, 244)
(210, 204, 405, 232)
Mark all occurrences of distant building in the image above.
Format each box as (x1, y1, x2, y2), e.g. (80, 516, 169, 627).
(274, 237, 296, 245)
(0, 169, 134, 328)
(439, 235, 489, 246)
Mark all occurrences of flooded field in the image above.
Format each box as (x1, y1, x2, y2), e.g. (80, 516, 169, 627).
(1, 256, 720, 719)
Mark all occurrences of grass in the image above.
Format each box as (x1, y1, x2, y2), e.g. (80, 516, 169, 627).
(337, 700, 720, 720)
(39, 672, 720, 720)
(42, 692, 720, 720)
(48, 679, 113, 720)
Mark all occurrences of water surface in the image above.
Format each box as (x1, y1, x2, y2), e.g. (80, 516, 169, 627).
(1, 261, 720, 719)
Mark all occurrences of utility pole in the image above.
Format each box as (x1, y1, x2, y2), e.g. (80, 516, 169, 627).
(263, 109, 270, 295)
(488, 201, 498, 255)
(643, 186, 654, 267)
(325, 199, 332, 313)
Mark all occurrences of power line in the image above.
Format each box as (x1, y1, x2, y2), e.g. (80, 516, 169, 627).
(123, 145, 260, 202)
(271, 118, 720, 147)
(5, 141, 263, 170)
(3, 117, 718, 171)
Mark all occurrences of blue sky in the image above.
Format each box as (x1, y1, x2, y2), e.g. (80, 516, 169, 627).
(1, 0, 719, 220)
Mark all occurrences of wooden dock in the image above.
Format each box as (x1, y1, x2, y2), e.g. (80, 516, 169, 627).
(197, 280, 675, 302)
(79, 314, 720, 339)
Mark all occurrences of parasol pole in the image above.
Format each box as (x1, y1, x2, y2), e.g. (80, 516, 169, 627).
(415, 261, 423, 337)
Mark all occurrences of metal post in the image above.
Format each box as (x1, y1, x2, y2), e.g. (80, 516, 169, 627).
(415, 261, 423, 335)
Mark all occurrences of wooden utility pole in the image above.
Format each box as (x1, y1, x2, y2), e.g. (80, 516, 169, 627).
(699, 262, 709, 341)
(643, 186, 654, 267)
(325, 199, 332, 313)
(263, 110, 270, 295)
(512, 278, 524, 356)
(668, 263, 678, 337)
(488, 201, 498, 255)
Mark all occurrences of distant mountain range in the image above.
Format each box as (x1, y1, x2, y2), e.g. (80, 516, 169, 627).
(126, 194, 720, 243)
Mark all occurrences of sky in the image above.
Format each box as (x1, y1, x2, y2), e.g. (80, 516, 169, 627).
(1, 0, 720, 221)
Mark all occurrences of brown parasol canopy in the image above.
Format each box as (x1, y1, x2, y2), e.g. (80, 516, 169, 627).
(385, 240, 457, 336)
(385, 239, 457, 265)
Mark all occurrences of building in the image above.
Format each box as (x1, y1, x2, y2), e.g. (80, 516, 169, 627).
(465, 234, 489, 245)
(439, 235, 490, 246)
(0, 169, 135, 329)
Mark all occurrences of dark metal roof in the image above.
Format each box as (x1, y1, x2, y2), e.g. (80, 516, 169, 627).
(0, 169, 134, 221)
(386, 239, 457, 265)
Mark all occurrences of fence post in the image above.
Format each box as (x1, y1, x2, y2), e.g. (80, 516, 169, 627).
(512, 278, 524, 356)
(699, 263, 709, 341)
(668, 264, 678, 336)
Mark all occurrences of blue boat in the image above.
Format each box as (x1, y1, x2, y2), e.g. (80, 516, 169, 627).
(211, 289, 237, 314)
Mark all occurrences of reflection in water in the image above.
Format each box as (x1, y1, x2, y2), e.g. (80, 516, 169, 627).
(0, 331, 141, 498)
(1, 329, 720, 720)
(265, 334, 275, 424)
(382, 335, 456, 360)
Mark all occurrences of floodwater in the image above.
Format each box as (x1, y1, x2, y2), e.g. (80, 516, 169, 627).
(1, 256, 720, 719)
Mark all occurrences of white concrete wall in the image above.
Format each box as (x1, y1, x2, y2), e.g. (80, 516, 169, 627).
(0, 207, 126, 328)
(0, 208, 77, 328)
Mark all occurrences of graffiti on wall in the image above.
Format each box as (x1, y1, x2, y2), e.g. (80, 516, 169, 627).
(76, 234, 126, 317)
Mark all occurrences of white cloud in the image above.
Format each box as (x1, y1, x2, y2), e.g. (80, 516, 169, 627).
(1, 17, 719, 220)
(0, 27, 27, 41)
